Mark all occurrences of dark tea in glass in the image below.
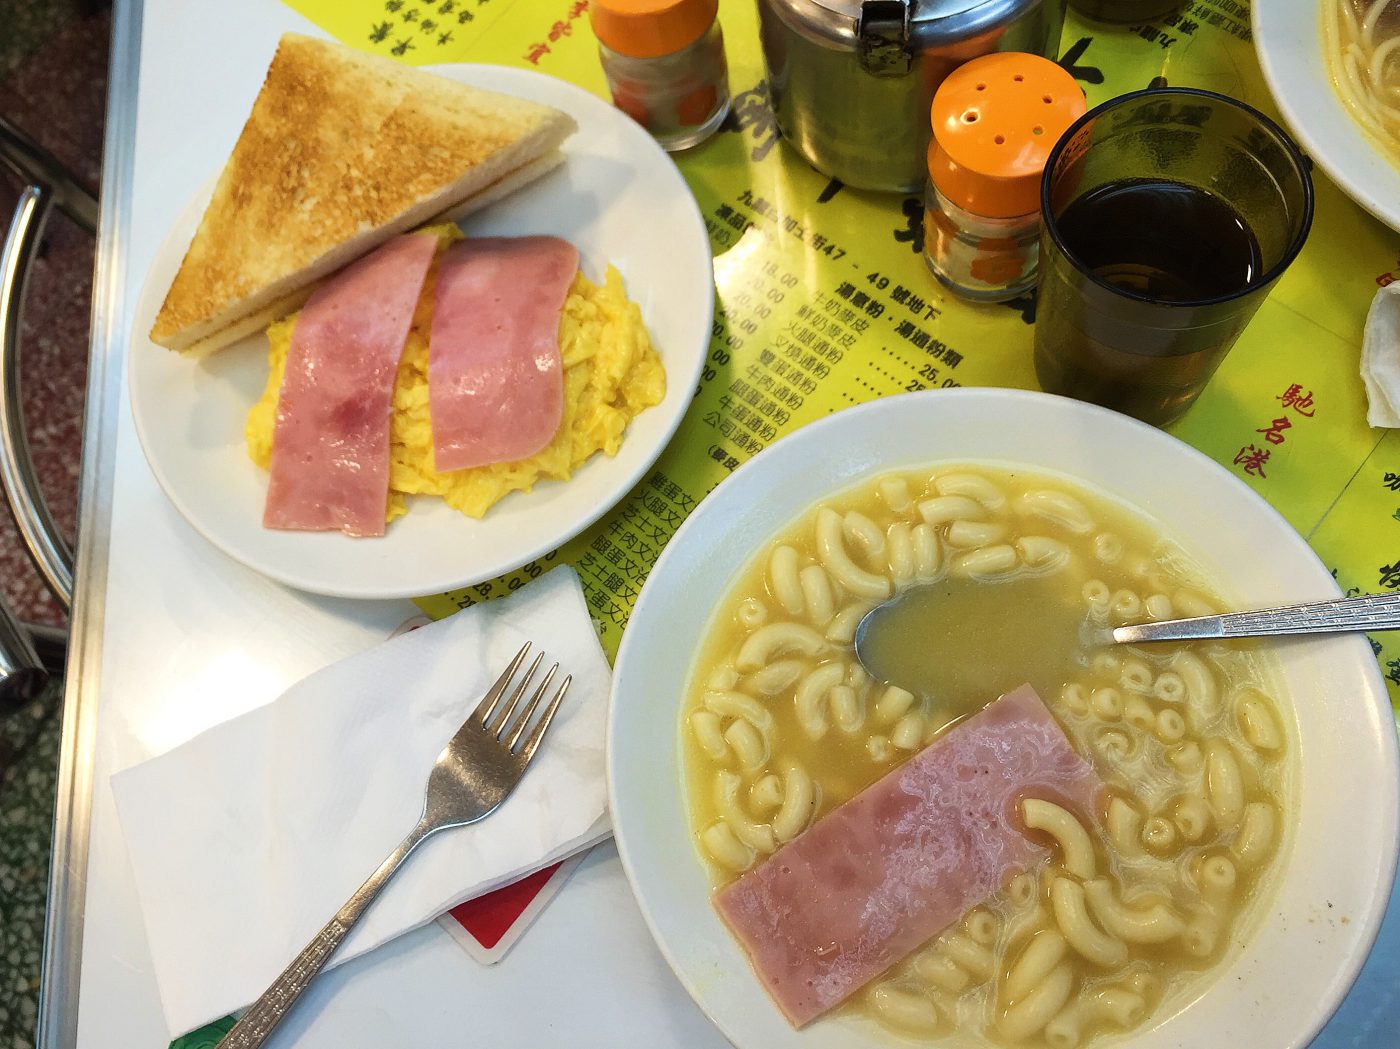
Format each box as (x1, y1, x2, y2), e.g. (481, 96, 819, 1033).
(1068, 0, 1185, 24)
(1034, 90, 1313, 427)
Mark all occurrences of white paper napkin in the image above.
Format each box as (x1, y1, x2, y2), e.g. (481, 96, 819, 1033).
(112, 566, 612, 1038)
(1362, 282, 1400, 427)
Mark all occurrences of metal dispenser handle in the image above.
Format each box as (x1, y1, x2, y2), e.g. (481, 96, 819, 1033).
(858, 0, 913, 75)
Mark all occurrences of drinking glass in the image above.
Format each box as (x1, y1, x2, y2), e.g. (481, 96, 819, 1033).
(1069, 0, 1185, 24)
(1033, 88, 1313, 427)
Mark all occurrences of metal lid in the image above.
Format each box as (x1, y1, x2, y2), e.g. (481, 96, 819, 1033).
(762, 0, 1043, 51)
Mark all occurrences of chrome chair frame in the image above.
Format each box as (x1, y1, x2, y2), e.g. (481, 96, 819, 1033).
(0, 114, 98, 703)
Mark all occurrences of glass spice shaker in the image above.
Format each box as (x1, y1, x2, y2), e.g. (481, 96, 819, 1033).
(922, 52, 1086, 303)
(590, 0, 730, 152)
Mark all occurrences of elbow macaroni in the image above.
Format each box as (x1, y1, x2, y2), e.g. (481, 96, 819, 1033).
(915, 950, 974, 993)
(1017, 535, 1071, 572)
(868, 983, 942, 1033)
(690, 711, 727, 760)
(1172, 650, 1220, 732)
(879, 475, 912, 512)
(794, 661, 849, 740)
(951, 544, 1019, 579)
(1204, 738, 1246, 828)
(734, 621, 825, 671)
(946, 519, 1010, 549)
(825, 601, 872, 644)
(935, 472, 1006, 509)
(817, 507, 892, 600)
(1022, 800, 1097, 879)
(999, 963, 1075, 1042)
(743, 658, 806, 697)
(1231, 802, 1277, 869)
(768, 545, 804, 615)
(1004, 930, 1068, 1003)
(1105, 797, 1144, 858)
(886, 521, 915, 585)
(771, 763, 817, 842)
(1235, 688, 1285, 752)
(1016, 490, 1095, 534)
(1044, 987, 1146, 1049)
(1051, 878, 1130, 967)
(1143, 593, 1173, 620)
(913, 523, 942, 579)
(714, 771, 777, 854)
(918, 494, 986, 526)
(1082, 880, 1184, 944)
(684, 465, 1292, 1049)
(723, 718, 767, 771)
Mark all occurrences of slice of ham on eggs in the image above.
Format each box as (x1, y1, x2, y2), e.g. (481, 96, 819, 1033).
(428, 236, 579, 472)
(263, 232, 438, 537)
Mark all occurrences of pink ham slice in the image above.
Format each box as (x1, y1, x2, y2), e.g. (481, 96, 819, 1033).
(263, 232, 438, 537)
(713, 684, 1104, 1028)
(428, 236, 578, 472)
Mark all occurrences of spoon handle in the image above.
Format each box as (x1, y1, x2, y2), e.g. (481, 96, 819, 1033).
(1111, 592, 1400, 644)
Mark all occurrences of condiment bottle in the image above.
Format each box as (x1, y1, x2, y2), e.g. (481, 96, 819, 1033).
(590, 0, 730, 152)
(922, 53, 1086, 302)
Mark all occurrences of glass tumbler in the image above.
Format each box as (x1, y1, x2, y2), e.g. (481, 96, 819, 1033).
(1068, 0, 1185, 24)
(1033, 88, 1313, 427)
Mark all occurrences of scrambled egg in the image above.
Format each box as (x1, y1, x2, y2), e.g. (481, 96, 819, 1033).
(245, 225, 666, 521)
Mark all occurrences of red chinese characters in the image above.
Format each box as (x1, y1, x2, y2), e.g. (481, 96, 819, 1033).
(1233, 383, 1317, 480)
(522, 0, 589, 64)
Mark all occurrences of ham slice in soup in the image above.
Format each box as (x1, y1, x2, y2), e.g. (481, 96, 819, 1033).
(428, 236, 578, 472)
(713, 684, 1104, 1028)
(263, 232, 437, 537)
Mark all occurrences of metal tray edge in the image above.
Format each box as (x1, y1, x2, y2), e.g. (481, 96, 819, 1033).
(36, 0, 144, 1044)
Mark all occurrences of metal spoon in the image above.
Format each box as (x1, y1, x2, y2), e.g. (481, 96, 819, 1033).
(1104, 591, 1400, 644)
(854, 591, 1400, 671)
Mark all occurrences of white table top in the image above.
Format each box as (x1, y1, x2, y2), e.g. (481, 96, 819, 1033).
(57, 1, 726, 1045)
(44, 1, 1400, 1046)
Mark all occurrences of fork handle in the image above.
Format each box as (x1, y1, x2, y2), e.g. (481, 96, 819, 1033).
(217, 819, 435, 1049)
(1112, 592, 1400, 644)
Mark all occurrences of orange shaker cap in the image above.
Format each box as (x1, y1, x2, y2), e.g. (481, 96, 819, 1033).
(927, 53, 1087, 219)
(590, 0, 717, 59)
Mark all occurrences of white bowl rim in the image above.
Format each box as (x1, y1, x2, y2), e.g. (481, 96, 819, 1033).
(1254, 0, 1400, 232)
(608, 386, 1400, 1049)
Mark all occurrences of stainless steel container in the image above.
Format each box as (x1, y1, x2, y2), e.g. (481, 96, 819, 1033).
(756, 0, 1068, 192)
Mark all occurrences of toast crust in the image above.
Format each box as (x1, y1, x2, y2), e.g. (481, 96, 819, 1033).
(149, 34, 575, 353)
(173, 151, 568, 359)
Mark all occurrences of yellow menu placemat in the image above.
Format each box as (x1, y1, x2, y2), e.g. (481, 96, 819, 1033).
(286, 0, 1400, 726)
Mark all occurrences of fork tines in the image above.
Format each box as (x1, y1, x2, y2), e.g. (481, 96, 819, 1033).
(473, 642, 573, 759)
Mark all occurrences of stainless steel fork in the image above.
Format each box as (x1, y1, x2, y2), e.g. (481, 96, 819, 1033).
(217, 642, 572, 1049)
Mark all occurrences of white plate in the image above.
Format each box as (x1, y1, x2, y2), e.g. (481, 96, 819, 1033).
(129, 65, 711, 599)
(1255, 0, 1400, 231)
(609, 388, 1400, 1049)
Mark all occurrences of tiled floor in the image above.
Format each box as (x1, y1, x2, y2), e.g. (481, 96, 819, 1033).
(0, 682, 61, 1049)
(0, 3, 110, 1048)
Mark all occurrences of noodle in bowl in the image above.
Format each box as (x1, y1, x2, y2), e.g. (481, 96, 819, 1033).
(1324, 0, 1400, 158)
(1255, 0, 1400, 230)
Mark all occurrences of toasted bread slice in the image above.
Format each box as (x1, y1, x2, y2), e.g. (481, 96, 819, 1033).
(149, 34, 576, 355)
(167, 150, 566, 359)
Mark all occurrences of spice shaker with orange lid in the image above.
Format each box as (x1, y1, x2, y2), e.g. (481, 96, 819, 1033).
(591, 0, 730, 151)
(754, 0, 1068, 193)
(922, 52, 1086, 302)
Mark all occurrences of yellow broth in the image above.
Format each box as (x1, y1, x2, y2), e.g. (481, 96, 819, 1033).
(682, 463, 1293, 1048)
